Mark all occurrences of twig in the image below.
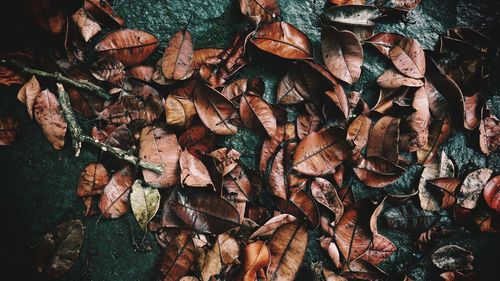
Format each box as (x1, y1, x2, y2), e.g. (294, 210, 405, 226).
(56, 84, 163, 174)
(0, 59, 110, 100)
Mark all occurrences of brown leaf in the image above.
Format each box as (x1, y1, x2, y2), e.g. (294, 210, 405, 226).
(169, 189, 240, 234)
(250, 214, 297, 239)
(290, 190, 320, 228)
(179, 124, 215, 159)
(389, 37, 426, 79)
(427, 178, 460, 209)
(240, 0, 280, 24)
(84, 0, 125, 26)
(360, 233, 397, 265)
(99, 166, 133, 218)
(311, 178, 344, 226)
(353, 156, 405, 188)
(91, 124, 132, 150)
(251, 22, 313, 59)
(95, 29, 159, 66)
(222, 77, 265, 105)
(34, 220, 83, 279)
(240, 93, 277, 137)
(268, 147, 288, 200)
(17, 75, 41, 119)
(68, 88, 96, 118)
(418, 152, 455, 211)
(90, 57, 125, 84)
(479, 106, 500, 155)
(296, 106, 322, 139)
(371, 87, 409, 115)
(165, 94, 197, 128)
(400, 85, 431, 152)
(347, 113, 372, 159)
(161, 232, 196, 281)
(260, 123, 294, 174)
(484, 175, 500, 212)
(293, 128, 351, 176)
(77, 163, 110, 216)
(139, 126, 181, 188)
(457, 168, 493, 209)
(341, 259, 387, 280)
(72, 8, 101, 42)
(330, 0, 366, 4)
(28, 0, 65, 34)
(0, 115, 20, 146)
(223, 164, 252, 203)
(320, 237, 342, 269)
(364, 32, 404, 58)
(200, 233, 239, 281)
(180, 150, 214, 188)
(464, 93, 480, 130)
(236, 241, 270, 281)
(128, 65, 155, 82)
(34, 89, 67, 150)
(417, 117, 452, 165)
(322, 26, 363, 84)
(194, 83, 238, 135)
(97, 94, 163, 126)
(209, 148, 241, 176)
(367, 116, 400, 164)
(162, 30, 194, 81)
(334, 203, 372, 262)
(323, 267, 347, 281)
(266, 222, 308, 281)
(377, 68, 424, 89)
(192, 48, 224, 69)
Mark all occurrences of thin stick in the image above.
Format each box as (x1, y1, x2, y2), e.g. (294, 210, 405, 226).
(1, 59, 110, 100)
(56, 84, 163, 174)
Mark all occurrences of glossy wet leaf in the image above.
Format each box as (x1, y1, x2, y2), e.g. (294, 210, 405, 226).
(483, 175, 500, 212)
(139, 126, 181, 188)
(240, 93, 277, 137)
(322, 26, 363, 84)
(77, 163, 110, 216)
(457, 168, 493, 209)
(99, 166, 133, 218)
(95, 29, 159, 66)
(194, 83, 238, 135)
(169, 189, 240, 234)
(251, 22, 313, 59)
(389, 37, 426, 79)
(293, 128, 351, 176)
(0, 115, 20, 146)
(367, 115, 400, 164)
(162, 30, 194, 81)
(161, 232, 196, 281)
(34, 219, 83, 279)
(266, 222, 308, 281)
(130, 179, 161, 231)
(239, 0, 280, 24)
(34, 89, 67, 150)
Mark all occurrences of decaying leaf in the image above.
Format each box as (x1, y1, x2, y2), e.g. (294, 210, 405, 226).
(360, 233, 397, 265)
(179, 124, 216, 159)
(72, 7, 101, 42)
(95, 29, 159, 66)
(377, 68, 424, 89)
(180, 150, 213, 188)
(209, 147, 241, 176)
(417, 117, 452, 165)
(251, 22, 313, 59)
(34, 89, 67, 150)
(484, 175, 500, 212)
(418, 152, 456, 211)
(162, 30, 194, 81)
(17, 75, 41, 119)
(99, 166, 133, 218)
(432, 245, 474, 271)
(194, 83, 238, 135)
(267, 222, 308, 281)
(77, 163, 110, 216)
(311, 177, 344, 226)
(0, 115, 20, 146)
(322, 26, 363, 84)
(90, 57, 125, 84)
(91, 124, 132, 150)
(389, 37, 426, 79)
(236, 241, 270, 281)
(240, 93, 277, 137)
(130, 179, 160, 231)
(366, 116, 400, 164)
(479, 106, 500, 155)
(364, 32, 405, 58)
(200, 233, 240, 280)
(34, 220, 83, 279)
(457, 168, 493, 209)
(347, 113, 372, 159)
(161, 232, 196, 281)
(165, 94, 197, 128)
(139, 126, 181, 188)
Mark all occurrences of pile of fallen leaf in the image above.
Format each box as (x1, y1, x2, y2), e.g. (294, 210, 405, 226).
(0, 0, 499, 280)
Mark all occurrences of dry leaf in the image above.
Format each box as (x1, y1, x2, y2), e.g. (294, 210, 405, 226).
(0, 115, 20, 146)
(17, 75, 41, 118)
(162, 30, 194, 81)
(72, 7, 101, 42)
(130, 179, 161, 231)
(34, 89, 67, 150)
(457, 168, 493, 209)
(99, 166, 133, 218)
(251, 22, 313, 59)
(180, 150, 214, 188)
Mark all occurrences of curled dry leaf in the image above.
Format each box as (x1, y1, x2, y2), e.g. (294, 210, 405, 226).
(417, 117, 451, 165)
(389, 37, 426, 79)
(311, 178, 344, 225)
(432, 245, 474, 271)
(169, 189, 240, 234)
(290, 190, 320, 228)
(239, 0, 280, 25)
(240, 93, 277, 137)
(34, 89, 67, 150)
(192, 48, 224, 69)
(0, 115, 20, 146)
(210, 148, 241, 177)
(77, 163, 110, 216)
(360, 233, 397, 265)
(99, 166, 133, 218)
(90, 57, 125, 84)
(293, 128, 351, 176)
(179, 124, 215, 159)
(377, 68, 424, 89)
(266, 222, 308, 281)
(139, 126, 181, 188)
(322, 26, 363, 84)
(95, 29, 159, 66)
(484, 175, 500, 212)
(479, 107, 500, 155)
(364, 32, 405, 58)
(97, 94, 163, 126)
(320, 237, 342, 269)
(17, 75, 41, 119)
(457, 168, 493, 209)
(194, 83, 238, 135)
(91, 124, 132, 150)
(353, 156, 405, 188)
(250, 214, 297, 239)
(162, 30, 194, 81)
(236, 241, 270, 281)
(268, 146, 287, 200)
(34, 220, 83, 279)
(463, 93, 480, 130)
(367, 115, 400, 164)
(165, 94, 196, 128)
(84, 0, 125, 26)
(130, 179, 160, 231)
(161, 232, 196, 281)
(427, 178, 460, 209)
(347, 113, 372, 159)
(72, 8, 101, 42)
(334, 203, 372, 262)
(180, 150, 213, 188)
(418, 152, 455, 211)
(251, 22, 313, 59)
